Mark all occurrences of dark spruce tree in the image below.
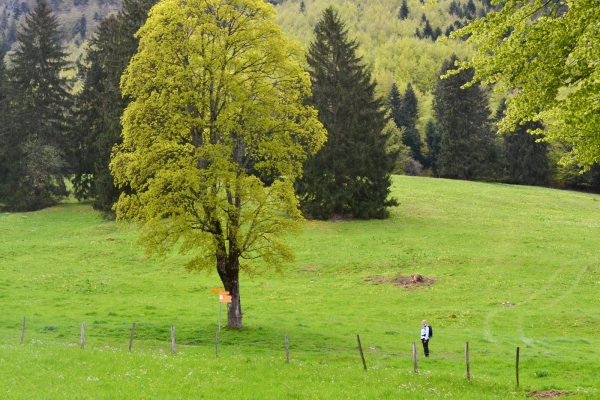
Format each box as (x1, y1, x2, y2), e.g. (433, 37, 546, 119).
(72, 0, 157, 215)
(3, 1, 72, 211)
(398, 0, 409, 20)
(496, 100, 550, 186)
(0, 52, 10, 198)
(296, 7, 397, 219)
(424, 119, 442, 174)
(423, 20, 433, 38)
(389, 82, 423, 164)
(433, 55, 499, 181)
(387, 83, 402, 129)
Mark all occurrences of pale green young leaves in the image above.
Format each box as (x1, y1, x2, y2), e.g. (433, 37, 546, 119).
(452, 0, 600, 166)
(110, 0, 326, 273)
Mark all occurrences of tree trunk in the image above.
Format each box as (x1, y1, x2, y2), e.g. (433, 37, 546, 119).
(216, 253, 242, 329)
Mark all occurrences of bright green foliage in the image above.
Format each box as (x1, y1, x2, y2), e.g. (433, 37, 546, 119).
(454, 0, 600, 167)
(72, 0, 158, 214)
(296, 7, 397, 219)
(434, 55, 499, 181)
(2, 1, 72, 211)
(496, 100, 550, 187)
(111, 0, 326, 328)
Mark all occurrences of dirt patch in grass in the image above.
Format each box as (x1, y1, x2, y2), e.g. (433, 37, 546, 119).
(528, 390, 569, 398)
(364, 274, 436, 287)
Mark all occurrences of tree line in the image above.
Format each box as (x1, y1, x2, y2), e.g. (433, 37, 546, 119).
(1, 0, 599, 217)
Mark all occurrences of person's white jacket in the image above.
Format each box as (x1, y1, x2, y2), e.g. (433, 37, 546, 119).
(420, 325, 431, 340)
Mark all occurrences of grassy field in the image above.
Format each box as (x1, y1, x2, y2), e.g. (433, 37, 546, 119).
(1, 176, 599, 399)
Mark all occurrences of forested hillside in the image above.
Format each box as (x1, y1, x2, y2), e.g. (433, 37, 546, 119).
(275, 0, 501, 130)
(0, 0, 120, 56)
(276, 0, 492, 93)
(2, 0, 599, 215)
(0, 0, 489, 87)
(0, 0, 495, 116)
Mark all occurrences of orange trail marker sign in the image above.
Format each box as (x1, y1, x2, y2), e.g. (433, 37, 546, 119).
(220, 295, 232, 303)
(211, 289, 230, 331)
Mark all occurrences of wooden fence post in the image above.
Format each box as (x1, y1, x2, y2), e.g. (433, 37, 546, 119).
(357, 334, 367, 371)
(171, 326, 176, 354)
(285, 335, 290, 363)
(465, 341, 470, 381)
(20, 317, 25, 345)
(412, 342, 419, 374)
(516, 347, 520, 387)
(80, 322, 86, 349)
(215, 332, 219, 358)
(129, 323, 136, 351)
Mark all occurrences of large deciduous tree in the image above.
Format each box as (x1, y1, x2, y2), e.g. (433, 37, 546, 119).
(110, 0, 326, 328)
(454, 0, 600, 167)
(296, 7, 397, 219)
(2, 1, 72, 211)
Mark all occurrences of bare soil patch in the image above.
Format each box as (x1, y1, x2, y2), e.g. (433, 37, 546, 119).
(364, 274, 436, 288)
(528, 390, 569, 398)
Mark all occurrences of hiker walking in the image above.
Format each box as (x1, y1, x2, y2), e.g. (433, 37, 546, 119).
(420, 319, 432, 357)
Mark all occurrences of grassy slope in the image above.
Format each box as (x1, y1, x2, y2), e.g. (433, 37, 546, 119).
(1, 176, 599, 398)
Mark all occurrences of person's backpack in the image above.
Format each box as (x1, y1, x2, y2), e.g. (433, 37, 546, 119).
(429, 325, 433, 338)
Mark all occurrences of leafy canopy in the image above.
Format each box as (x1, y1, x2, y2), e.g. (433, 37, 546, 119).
(111, 0, 326, 275)
(453, 0, 600, 166)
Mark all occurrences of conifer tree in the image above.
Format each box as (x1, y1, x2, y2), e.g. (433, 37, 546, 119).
(398, 0, 409, 20)
(0, 52, 9, 196)
(433, 55, 499, 181)
(3, 1, 72, 211)
(390, 83, 423, 164)
(496, 100, 550, 186)
(424, 119, 442, 174)
(297, 7, 397, 219)
(401, 83, 418, 126)
(423, 20, 433, 38)
(466, 0, 476, 17)
(73, 0, 157, 215)
(387, 83, 402, 129)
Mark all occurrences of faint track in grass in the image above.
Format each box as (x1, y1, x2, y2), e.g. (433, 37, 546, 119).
(483, 265, 566, 343)
(516, 264, 588, 345)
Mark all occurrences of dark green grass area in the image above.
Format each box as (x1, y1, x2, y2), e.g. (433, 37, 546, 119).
(1, 176, 599, 398)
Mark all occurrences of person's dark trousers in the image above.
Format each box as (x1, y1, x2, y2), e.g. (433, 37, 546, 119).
(421, 339, 429, 357)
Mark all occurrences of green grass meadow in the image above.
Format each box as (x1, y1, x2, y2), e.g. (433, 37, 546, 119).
(1, 176, 599, 399)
